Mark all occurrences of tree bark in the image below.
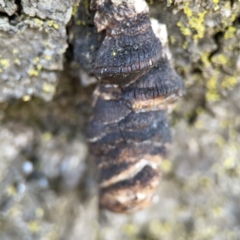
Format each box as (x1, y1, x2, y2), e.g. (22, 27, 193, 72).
(0, 0, 240, 239)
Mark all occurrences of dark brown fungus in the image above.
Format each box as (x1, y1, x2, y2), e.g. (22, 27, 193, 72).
(73, 1, 105, 72)
(122, 57, 186, 112)
(91, 0, 162, 86)
(77, 0, 186, 213)
(99, 165, 160, 213)
(86, 85, 171, 213)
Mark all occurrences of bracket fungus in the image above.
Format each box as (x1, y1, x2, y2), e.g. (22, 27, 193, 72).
(75, 0, 185, 213)
(91, 0, 162, 86)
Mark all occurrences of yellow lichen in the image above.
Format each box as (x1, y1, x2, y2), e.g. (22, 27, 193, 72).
(179, 2, 207, 41)
(14, 58, 21, 65)
(48, 20, 59, 29)
(8, 206, 22, 217)
(22, 95, 31, 102)
(72, 3, 80, 16)
(212, 54, 228, 65)
(53, 23, 59, 29)
(76, 20, 82, 25)
(12, 49, 19, 54)
(206, 91, 220, 102)
(33, 57, 40, 64)
(224, 26, 237, 40)
(28, 221, 41, 233)
(6, 185, 17, 196)
(48, 20, 54, 27)
(161, 159, 172, 173)
(182, 41, 188, 50)
(196, 107, 204, 114)
(169, 36, 176, 44)
(212, 206, 223, 218)
(41, 232, 59, 240)
(177, 22, 192, 36)
(190, 11, 207, 40)
(34, 18, 44, 27)
(35, 208, 44, 218)
(183, 3, 192, 17)
(42, 132, 52, 141)
(206, 71, 221, 102)
(42, 83, 55, 93)
(0, 58, 10, 69)
(221, 76, 238, 89)
(199, 176, 212, 188)
(194, 120, 205, 129)
(223, 157, 236, 170)
(216, 136, 225, 147)
(200, 226, 218, 238)
(44, 55, 52, 61)
(122, 224, 138, 236)
(76, 20, 86, 26)
(36, 64, 42, 71)
(207, 76, 218, 90)
(29, 69, 39, 77)
(149, 221, 172, 236)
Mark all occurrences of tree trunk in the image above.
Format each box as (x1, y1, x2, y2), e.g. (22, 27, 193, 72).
(0, 0, 240, 239)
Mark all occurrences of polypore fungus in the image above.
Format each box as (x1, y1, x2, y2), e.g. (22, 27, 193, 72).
(74, 0, 185, 213)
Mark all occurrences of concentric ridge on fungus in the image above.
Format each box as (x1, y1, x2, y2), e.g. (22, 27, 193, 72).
(91, 0, 162, 86)
(75, 0, 185, 213)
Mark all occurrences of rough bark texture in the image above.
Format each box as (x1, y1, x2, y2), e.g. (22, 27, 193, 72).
(0, 0, 240, 239)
